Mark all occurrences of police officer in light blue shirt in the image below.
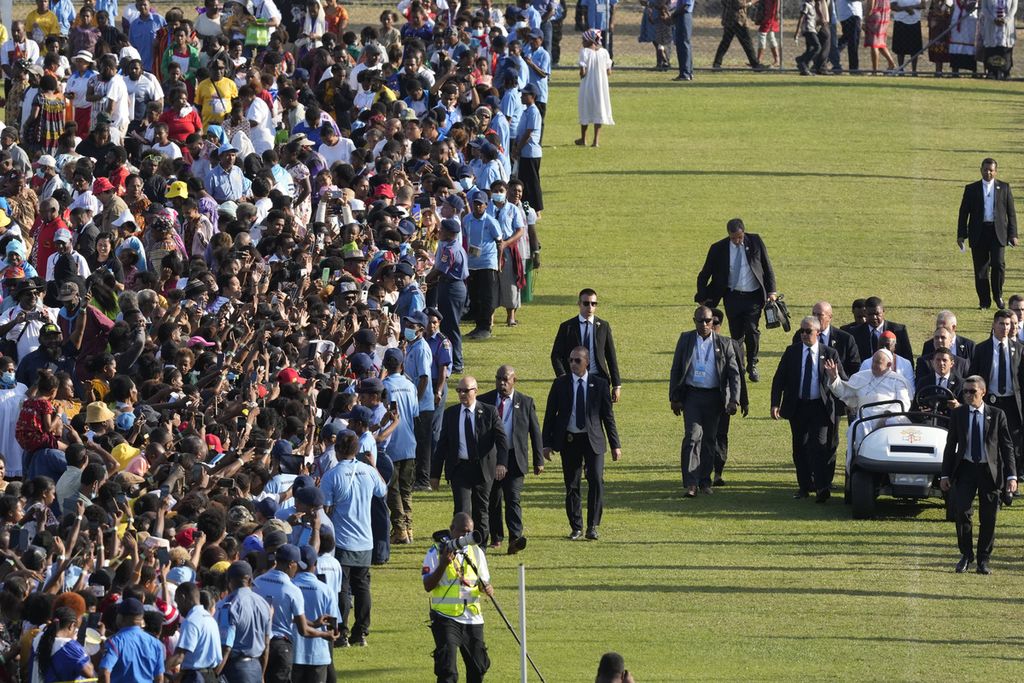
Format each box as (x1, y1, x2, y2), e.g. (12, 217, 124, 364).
(581, 0, 617, 57)
(215, 561, 271, 683)
(252, 544, 335, 682)
(280, 485, 336, 547)
(463, 191, 504, 340)
(292, 545, 339, 677)
(499, 70, 524, 132)
(170, 582, 222, 683)
(316, 529, 345, 622)
(523, 28, 551, 136)
(382, 353, 420, 541)
(427, 218, 469, 374)
(394, 261, 425, 319)
(97, 598, 165, 683)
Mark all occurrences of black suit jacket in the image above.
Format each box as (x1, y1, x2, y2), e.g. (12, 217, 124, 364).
(915, 354, 970, 381)
(431, 402, 509, 481)
(792, 326, 861, 377)
(921, 334, 975, 361)
(850, 321, 914, 366)
(727, 336, 749, 411)
(479, 389, 543, 475)
(969, 337, 1024, 420)
(958, 179, 1017, 246)
(551, 316, 621, 387)
(770, 343, 845, 422)
(669, 331, 741, 408)
(913, 371, 966, 413)
(694, 232, 777, 307)
(942, 404, 1016, 485)
(542, 373, 620, 455)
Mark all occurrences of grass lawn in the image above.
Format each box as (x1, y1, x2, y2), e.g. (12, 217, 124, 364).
(334, 68, 1024, 681)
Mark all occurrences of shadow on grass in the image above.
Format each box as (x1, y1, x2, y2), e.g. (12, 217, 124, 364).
(577, 168, 951, 183)
(758, 634, 1024, 647)
(549, 78, 1024, 97)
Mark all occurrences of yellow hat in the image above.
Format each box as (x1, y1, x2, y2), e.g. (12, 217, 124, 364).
(0, 211, 11, 228)
(111, 442, 141, 469)
(85, 401, 116, 424)
(165, 180, 188, 199)
(210, 560, 232, 574)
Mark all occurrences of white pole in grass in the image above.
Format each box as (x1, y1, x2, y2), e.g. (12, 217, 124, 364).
(779, 0, 785, 71)
(519, 564, 527, 683)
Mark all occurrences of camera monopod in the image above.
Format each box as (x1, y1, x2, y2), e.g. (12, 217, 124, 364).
(460, 551, 547, 683)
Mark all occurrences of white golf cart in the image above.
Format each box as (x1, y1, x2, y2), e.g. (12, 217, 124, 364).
(844, 385, 954, 519)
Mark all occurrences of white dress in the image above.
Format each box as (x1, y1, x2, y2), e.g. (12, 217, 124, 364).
(0, 383, 26, 476)
(577, 47, 614, 126)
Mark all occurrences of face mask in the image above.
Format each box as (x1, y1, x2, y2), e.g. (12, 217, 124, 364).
(492, 192, 506, 204)
(403, 328, 417, 342)
(0, 372, 14, 389)
(458, 177, 473, 191)
(472, 28, 485, 37)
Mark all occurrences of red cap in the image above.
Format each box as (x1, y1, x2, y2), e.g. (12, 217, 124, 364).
(374, 184, 395, 199)
(205, 434, 224, 453)
(277, 367, 307, 385)
(92, 177, 115, 194)
(175, 527, 198, 548)
(880, 330, 897, 340)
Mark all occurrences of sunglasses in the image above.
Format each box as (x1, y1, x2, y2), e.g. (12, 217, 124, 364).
(570, 358, 585, 364)
(799, 328, 815, 334)
(962, 389, 979, 395)
(694, 318, 714, 324)
(456, 387, 477, 393)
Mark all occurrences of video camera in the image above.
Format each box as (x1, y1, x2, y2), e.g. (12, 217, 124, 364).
(432, 529, 484, 554)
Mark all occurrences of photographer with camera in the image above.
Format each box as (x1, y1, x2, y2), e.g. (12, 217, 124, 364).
(422, 511, 493, 683)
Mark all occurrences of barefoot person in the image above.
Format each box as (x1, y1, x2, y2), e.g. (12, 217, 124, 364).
(576, 29, 614, 148)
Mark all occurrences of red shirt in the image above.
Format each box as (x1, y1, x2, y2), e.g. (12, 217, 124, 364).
(30, 217, 67, 272)
(158, 108, 204, 143)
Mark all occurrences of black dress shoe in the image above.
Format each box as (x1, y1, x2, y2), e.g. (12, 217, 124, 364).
(685, 486, 697, 498)
(585, 527, 599, 540)
(713, 476, 726, 486)
(568, 529, 583, 541)
(793, 489, 810, 499)
(699, 484, 714, 495)
(996, 298, 1006, 309)
(977, 560, 991, 574)
(955, 555, 974, 573)
(815, 488, 831, 503)
(748, 366, 760, 382)
(507, 536, 527, 555)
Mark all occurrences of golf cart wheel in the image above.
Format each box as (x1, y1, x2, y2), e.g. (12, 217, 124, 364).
(844, 475, 852, 504)
(851, 470, 876, 519)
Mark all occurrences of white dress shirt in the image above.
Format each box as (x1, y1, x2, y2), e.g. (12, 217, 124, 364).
(496, 391, 514, 438)
(687, 334, 719, 389)
(458, 403, 478, 459)
(983, 179, 995, 222)
(568, 372, 588, 433)
(801, 343, 821, 400)
(578, 314, 598, 374)
(728, 240, 758, 292)
(966, 406, 987, 463)
(989, 335, 1012, 396)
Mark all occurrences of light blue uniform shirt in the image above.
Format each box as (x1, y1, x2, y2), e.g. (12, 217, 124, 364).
(434, 239, 469, 280)
(490, 111, 512, 175)
(524, 45, 551, 103)
(273, 507, 336, 547)
(215, 586, 271, 657)
(292, 572, 337, 666)
(404, 337, 434, 413)
(205, 165, 252, 203)
(95, 0, 118, 17)
(177, 605, 222, 670)
(128, 12, 166, 66)
(463, 213, 502, 270)
(524, 5, 543, 27)
(487, 201, 523, 240)
(316, 551, 344, 619)
(517, 104, 543, 159)
(321, 459, 387, 551)
(476, 160, 505, 193)
(582, 0, 617, 29)
(50, 0, 76, 34)
(98, 625, 165, 682)
(252, 569, 304, 640)
(500, 87, 524, 133)
(396, 282, 426, 319)
(382, 373, 419, 462)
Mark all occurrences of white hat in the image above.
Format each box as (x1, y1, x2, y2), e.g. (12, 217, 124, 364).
(35, 154, 56, 168)
(72, 50, 94, 63)
(119, 46, 142, 62)
(318, 66, 333, 84)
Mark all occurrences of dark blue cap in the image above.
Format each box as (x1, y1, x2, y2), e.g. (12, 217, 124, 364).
(522, 83, 540, 96)
(118, 597, 144, 616)
(403, 311, 428, 328)
(444, 195, 465, 212)
(300, 544, 318, 569)
(349, 352, 374, 372)
(276, 543, 305, 569)
(383, 347, 405, 366)
(256, 498, 279, 518)
(456, 164, 474, 178)
(440, 218, 461, 234)
(398, 219, 417, 236)
(295, 486, 325, 507)
(345, 404, 374, 424)
(271, 440, 293, 458)
(395, 261, 415, 277)
(358, 377, 385, 393)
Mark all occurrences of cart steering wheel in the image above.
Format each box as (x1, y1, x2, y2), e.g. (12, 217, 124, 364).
(914, 384, 957, 412)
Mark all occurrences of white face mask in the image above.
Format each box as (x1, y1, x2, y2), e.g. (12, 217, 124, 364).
(459, 177, 473, 191)
(491, 192, 506, 204)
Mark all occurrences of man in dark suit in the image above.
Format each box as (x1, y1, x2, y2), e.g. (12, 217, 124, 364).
(940, 375, 1017, 574)
(772, 316, 846, 502)
(920, 310, 975, 360)
(958, 158, 1018, 309)
(711, 308, 747, 486)
(542, 346, 622, 540)
(551, 288, 622, 402)
(849, 296, 914, 366)
(670, 306, 741, 497)
(839, 298, 868, 334)
(969, 309, 1024, 474)
(914, 347, 964, 417)
(915, 327, 971, 379)
(431, 375, 509, 547)
(480, 365, 543, 555)
(694, 218, 777, 382)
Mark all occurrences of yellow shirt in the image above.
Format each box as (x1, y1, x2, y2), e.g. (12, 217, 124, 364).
(195, 76, 238, 126)
(25, 10, 60, 38)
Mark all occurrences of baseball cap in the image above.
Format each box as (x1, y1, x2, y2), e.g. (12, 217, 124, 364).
(165, 181, 188, 199)
(276, 543, 305, 569)
(295, 486, 325, 507)
(92, 177, 115, 194)
(255, 498, 279, 519)
(357, 377, 384, 394)
(403, 311, 428, 328)
(397, 218, 417, 236)
(35, 154, 56, 168)
(217, 143, 239, 155)
(57, 280, 81, 301)
(299, 545, 318, 570)
(469, 189, 488, 205)
(522, 83, 540, 96)
(348, 352, 374, 373)
(344, 404, 373, 424)
(394, 261, 414, 277)
(226, 560, 254, 581)
(118, 598, 144, 616)
(53, 228, 73, 244)
(440, 218, 461, 234)
(277, 367, 307, 385)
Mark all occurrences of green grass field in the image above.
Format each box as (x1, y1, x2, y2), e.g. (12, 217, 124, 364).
(334, 70, 1024, 681)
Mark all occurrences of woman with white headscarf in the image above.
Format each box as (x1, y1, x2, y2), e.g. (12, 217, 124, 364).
(825, 349, 913, 468)
(576, 28, 614, 147)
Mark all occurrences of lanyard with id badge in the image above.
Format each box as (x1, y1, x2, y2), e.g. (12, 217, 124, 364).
(693, 338, 714, 383)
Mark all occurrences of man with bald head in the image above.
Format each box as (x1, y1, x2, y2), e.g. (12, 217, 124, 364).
(432, 375, 509, 547)
(921, 310, 975, 360)
(916, 327, 971, 379)
(772, 316, 846, 501)
(479, 366, 542, 554)
(807, 301, 860, 376)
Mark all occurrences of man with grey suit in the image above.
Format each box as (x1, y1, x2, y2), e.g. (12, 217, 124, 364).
(670, 305, 742, 498)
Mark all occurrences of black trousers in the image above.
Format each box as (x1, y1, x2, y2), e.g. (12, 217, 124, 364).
(451, 460, 492, 546)
(518, 156, 543, 211)
(971, 225, 1005, 307)
(681, 388, 722, 488)
(266, 638, 293, 683)
(488, 464, 525, 542)
(723, 289, 763, 367)
(789, 399, 831, 492)
(797, 31, 822, 70)
(991, 395, 1022, 473)
(292, 664, 329, 683)
(536, 101, 547, 144)
(430, 613, 490, 683)
(467, 269, 498, 332)
(715, 411, 731, 477)
(560, 433, 604, 531)
(714, 24, 759, 67)
(952, 461, 1001, 562)
(839, 16, 861, 71)
(337, 560, 372, 640)
(552, 16, 565, 63)
(814, 25, 832, 71)
(414, 410, 435, 486)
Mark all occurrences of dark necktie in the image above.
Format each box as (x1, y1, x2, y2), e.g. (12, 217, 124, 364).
(971, 410, 983, 463)
(582, 321, 591, 351)
(464, 407, 476, 456)
(999, 342, 1008, 395)
(871, 329, 879, 352)
(497, 397, 505, 419)
(575, 378, 586, 430)
(801, 348, 813, 400)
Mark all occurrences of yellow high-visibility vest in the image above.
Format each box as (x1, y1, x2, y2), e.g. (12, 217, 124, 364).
(429, 545, 483, 618)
